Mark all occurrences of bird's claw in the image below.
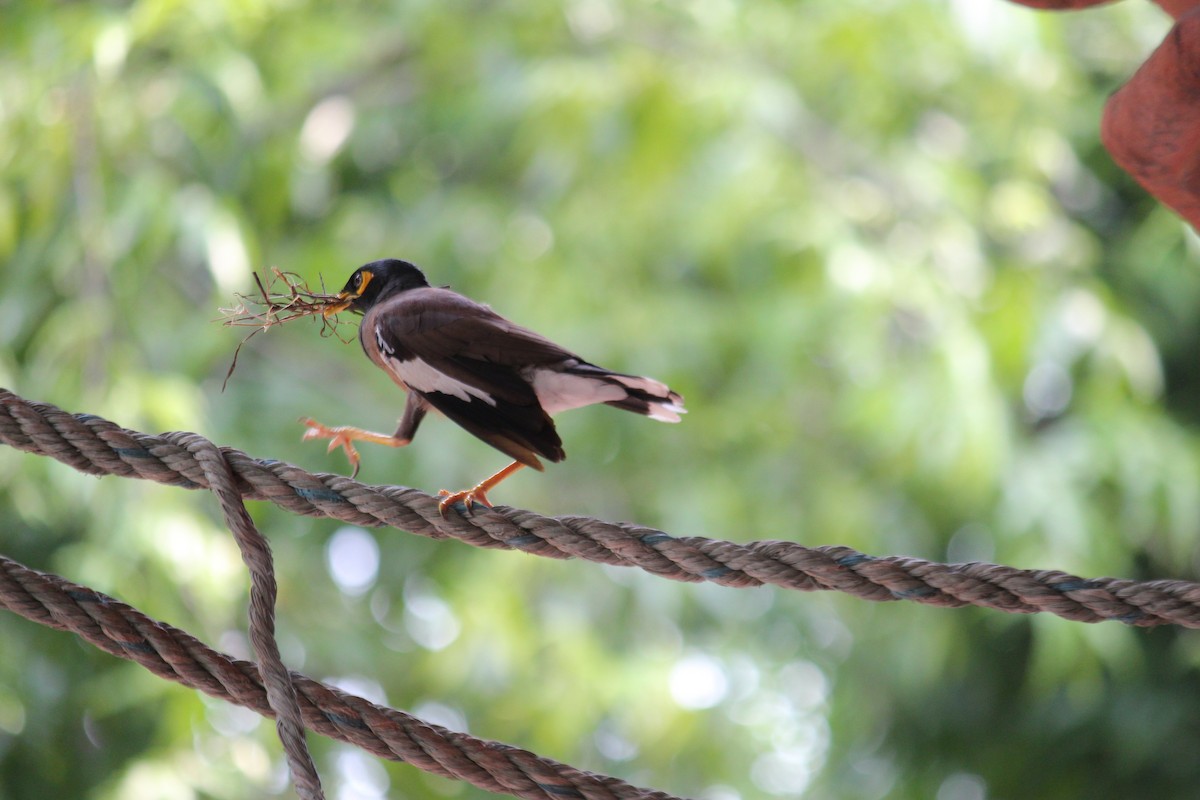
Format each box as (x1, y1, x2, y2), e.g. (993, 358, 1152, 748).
(300, 417, 362, 478)
(437, 487, 493, 518)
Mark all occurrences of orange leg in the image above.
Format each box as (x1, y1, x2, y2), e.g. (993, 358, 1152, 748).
(300, 418, 410, 478)
(438, 461, 526, 517)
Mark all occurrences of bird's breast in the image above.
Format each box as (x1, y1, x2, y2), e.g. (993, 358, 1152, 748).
(360, 313, 410, 393)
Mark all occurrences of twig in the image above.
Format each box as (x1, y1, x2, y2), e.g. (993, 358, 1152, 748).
(217, 268, 353, 389)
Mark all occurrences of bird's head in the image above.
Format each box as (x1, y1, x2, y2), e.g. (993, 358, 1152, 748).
(323, 259, 431, 316)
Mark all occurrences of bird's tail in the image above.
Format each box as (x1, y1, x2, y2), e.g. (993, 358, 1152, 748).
(596, 372, 686, 422)
(531, 361, 686, 420)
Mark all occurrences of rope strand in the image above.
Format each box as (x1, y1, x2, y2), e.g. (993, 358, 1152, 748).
(0, 554, 678, 800)
(3, 388, 1199, 628)
(171, 431, 323, 799)
(6, 386, 1200, 798)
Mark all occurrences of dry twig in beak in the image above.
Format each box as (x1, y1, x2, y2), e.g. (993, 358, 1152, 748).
(217, 268, 352, 389)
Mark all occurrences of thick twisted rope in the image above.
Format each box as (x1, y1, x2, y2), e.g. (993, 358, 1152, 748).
(176, 431, 323, 799)
(0, 553, 679, 800)
(3, 388, 1200, 628)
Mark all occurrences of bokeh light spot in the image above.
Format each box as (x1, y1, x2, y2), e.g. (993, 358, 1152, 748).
(326, 527, 380, 597)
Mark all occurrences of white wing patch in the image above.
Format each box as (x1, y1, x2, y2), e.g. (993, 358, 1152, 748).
(392, 356, 497, 406)
(375, 325, 395, 356)
(384, 357, 498, 406)
(374, 323, 496, 406)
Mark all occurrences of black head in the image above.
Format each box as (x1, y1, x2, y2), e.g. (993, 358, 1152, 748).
(326, 259, 430, 315)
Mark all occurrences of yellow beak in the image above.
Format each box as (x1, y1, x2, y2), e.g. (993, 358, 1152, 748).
(322, 293, 354, 318)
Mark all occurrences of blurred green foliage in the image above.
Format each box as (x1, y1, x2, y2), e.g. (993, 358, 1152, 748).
(1, 0, 1198, 798)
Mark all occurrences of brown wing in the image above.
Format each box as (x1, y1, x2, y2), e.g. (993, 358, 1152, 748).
(361, 288, 572, 468)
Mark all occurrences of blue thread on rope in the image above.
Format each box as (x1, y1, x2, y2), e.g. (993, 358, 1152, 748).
(294, 486, 347, 503)
(322, 711, 369, 731)
(1051, 579, 1100, 592)
(838, 553, 874, 567)
(113, 445, 200, 488)
(639, 532, 673, 545)
(114, 446, 153, 459)
(893, 586, 939, 599)
(536, 783, 585, 798)
(506, 534, 543, 548)
(702, 566, 732, 579)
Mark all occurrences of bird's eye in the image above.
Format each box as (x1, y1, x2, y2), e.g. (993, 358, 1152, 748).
(355, 270, 373, 295)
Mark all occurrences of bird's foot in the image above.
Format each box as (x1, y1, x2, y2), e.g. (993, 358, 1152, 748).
(300, 417, 363, 478)
(437, 486, 494, 517)
(436, 461, 526, 517)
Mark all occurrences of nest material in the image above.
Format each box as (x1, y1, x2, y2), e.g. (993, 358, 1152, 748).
(217, 268, 352, 388)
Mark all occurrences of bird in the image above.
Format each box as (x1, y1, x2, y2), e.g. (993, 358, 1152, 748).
(301, 258, 686, 515)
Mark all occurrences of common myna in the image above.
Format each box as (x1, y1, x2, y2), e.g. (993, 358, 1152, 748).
(302, 259, 686, 514)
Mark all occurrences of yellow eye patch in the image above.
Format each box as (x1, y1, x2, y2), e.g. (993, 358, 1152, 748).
(355, 270, 373, 296)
